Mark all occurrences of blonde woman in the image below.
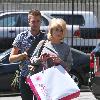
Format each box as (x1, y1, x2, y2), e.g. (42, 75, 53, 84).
(30, 18, 73, 72)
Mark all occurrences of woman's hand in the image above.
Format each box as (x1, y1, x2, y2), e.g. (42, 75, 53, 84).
(50, 55, 62, 65)
(39, 53, 50, 62)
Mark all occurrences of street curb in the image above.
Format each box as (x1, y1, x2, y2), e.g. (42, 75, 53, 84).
(0, 92, 20, 97)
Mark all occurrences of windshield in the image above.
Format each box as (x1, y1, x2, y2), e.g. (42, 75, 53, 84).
(0, 49, 11, 59)
(44, 13, 54, 19)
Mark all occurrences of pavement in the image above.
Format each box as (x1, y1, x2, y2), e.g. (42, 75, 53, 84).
(0, 92, 98, 100)
(0, 86, 98, 100)
(73, 92, 97, 100)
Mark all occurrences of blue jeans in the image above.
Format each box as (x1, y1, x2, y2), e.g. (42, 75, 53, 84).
(19, 76, 37, 100)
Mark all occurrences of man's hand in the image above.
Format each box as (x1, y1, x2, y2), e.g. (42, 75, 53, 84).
(20, 52, 29, 61)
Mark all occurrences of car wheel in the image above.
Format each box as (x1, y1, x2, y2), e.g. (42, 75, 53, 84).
(69, 71, 82, 88)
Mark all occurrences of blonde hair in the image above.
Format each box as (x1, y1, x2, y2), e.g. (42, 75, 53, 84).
(47, 18, 67, 40)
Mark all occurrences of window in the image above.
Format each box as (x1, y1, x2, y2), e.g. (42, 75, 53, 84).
(0, 14, 19, 27)
(21, 14, 28, 27)
(20, 14, 49, 27)
(41, 16, 49, 26)
(51, 14, 85, 26)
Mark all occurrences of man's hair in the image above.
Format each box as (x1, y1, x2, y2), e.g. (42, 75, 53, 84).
(28, 9, 41, 17)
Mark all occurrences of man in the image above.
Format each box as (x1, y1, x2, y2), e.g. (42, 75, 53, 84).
(9, 9, 46, 100)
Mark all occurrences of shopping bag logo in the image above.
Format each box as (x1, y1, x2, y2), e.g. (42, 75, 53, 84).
(35, 76, 42, 81)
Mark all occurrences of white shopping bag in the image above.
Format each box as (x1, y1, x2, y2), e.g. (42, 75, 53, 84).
(26, 65, 80, 100)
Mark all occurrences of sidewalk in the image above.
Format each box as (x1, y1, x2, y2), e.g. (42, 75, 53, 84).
(0, 92, 97, 100)
(73, 92, 97, 100)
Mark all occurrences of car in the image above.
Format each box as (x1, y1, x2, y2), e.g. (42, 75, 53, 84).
(42, 10, 98, 38)
(0, 11, 51, 52)
(89, 43, 100, 96)
(0, 48, 20, 92)
(42, 10, 99, 53)
(0, 11, 80, 53)
(70, 48, 90, 87)
(0, 46, 90, 93)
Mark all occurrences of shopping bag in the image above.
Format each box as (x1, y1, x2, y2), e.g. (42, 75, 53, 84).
(26, 65, 80, 100)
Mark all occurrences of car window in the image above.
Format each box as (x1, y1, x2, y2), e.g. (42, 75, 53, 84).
(0, 14, 19, 27)
(20, 13, 29, 27)
(41, 16, 49, 26)
(51, 14, 85, 26)
(20, 14, 49, 27)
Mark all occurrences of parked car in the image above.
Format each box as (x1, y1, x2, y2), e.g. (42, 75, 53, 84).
(0, 11, 79, 53)
(0, 48, 19, 92)
(0, 11, 50, 52)
(0, 46, 90, 93)
(89, 43, 100, 96)
(42, 10, 98, 38)
(42, 10, 99, 53)
(70, 48, 90, 87)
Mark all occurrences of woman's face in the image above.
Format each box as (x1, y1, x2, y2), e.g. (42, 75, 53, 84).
(52, 26, 65, 42)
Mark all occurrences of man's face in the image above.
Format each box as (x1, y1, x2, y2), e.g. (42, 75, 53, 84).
(28, 15, 41, 33)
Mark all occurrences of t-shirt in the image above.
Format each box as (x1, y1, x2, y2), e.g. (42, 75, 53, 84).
(12, 30, 46, 76)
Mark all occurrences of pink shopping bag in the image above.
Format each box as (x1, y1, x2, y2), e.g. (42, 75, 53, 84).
(26, 65, 80, 100)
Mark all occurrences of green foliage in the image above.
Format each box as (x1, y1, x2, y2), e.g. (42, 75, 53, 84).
(11, 70, 20, 90)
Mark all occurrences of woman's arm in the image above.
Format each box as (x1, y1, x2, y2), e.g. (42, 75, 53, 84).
(62, 47, 73, 72)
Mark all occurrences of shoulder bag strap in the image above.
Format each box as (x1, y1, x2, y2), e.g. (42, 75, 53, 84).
(38, 40, 46, 57)
(27, 32, 45, 57)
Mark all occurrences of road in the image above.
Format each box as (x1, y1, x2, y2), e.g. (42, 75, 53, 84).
(0, 92, 97, 100)
(0, 86, 98, 100)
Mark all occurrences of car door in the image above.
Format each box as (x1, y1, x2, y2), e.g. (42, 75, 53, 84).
(0, 54, 19, 91)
